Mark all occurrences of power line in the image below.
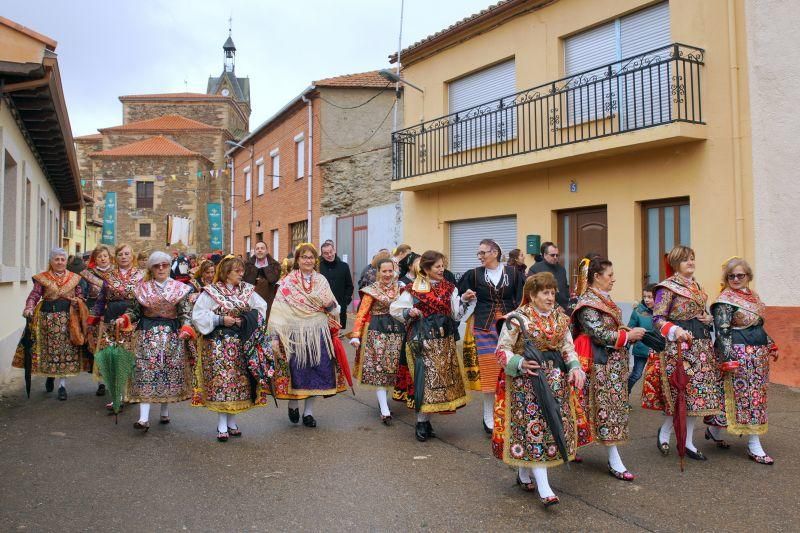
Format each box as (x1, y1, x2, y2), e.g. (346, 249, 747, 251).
(316, 104, 394, 151)
(317, 81, 392, 109)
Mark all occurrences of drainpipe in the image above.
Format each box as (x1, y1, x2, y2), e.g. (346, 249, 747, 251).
(727, 0, 745, 256)
(229, 157, 234, 253)
(302, 93, 314, 244)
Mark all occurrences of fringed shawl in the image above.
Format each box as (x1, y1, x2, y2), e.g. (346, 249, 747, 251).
(270, 270, 336, 368)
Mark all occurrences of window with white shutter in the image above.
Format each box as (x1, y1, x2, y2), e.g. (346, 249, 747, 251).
(448, 59, 516, 151)
(270, 150, 280, 189)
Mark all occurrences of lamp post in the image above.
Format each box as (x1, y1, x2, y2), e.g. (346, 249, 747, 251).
(225, 140, 254, 256)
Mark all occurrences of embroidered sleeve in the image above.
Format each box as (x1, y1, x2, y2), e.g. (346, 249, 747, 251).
(712, 303, 735, 362)
(496, 317, 522, 376)
(352, 294, 374, 338)
(451, 287, 470, 321)
(560, 328, 581, 371)
(652, 288, 675, 335)
(24, 281, 44, 313)
(576, 307, 620, 348)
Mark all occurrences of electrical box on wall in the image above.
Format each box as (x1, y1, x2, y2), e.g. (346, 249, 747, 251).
(526, 234, 541, 255)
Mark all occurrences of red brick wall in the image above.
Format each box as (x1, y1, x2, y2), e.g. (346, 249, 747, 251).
(232, 97, 321, 260)
(765, 306, 800, 387)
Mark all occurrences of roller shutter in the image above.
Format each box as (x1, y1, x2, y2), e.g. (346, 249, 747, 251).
(449, 216, 517, 279)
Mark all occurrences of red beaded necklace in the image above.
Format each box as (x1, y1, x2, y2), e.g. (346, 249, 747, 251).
(300, 270, 314, 294)
(527, 304, 558, 340)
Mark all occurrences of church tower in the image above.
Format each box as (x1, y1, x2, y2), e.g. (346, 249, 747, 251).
(207, 24, 251, 114)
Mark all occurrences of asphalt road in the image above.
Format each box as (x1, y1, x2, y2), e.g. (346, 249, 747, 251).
(1, 345, 798, 532)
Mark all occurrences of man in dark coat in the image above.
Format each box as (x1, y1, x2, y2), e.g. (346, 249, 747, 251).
(243, 241, 281, 323)
(319, 241, 353, 330)
(527, 241, 570, 311)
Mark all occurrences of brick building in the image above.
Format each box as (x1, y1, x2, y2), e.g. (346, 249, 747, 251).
(229, 70, 400, 286)
(73, 33, 250, 254)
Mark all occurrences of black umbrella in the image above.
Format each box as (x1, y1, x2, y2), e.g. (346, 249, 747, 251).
(239, 310, 278, 407)
(20, 318, 33, 398)
(505, 313, 570, 465)
(408, 315, 440, 412)
(641, 331, 666, 353)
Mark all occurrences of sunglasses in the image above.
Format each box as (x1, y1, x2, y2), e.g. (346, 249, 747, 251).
(727, 273, 748, 281)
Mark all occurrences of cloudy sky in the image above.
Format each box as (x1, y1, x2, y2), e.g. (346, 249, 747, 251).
(5, 0, 493, 136)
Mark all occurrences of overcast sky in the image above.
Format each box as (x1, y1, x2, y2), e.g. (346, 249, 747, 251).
(5, 0, 493, 136)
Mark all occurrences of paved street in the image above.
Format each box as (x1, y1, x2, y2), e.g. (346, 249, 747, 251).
(1, 343, 798, 533)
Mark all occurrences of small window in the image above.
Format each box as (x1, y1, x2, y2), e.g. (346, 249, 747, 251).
(244, 235, 251, 258)
(244, 168, 252, 201)
(290, 220, 308, 252)
(136, 181, 154, 209)
(272, 229, 279, 259)
(642, 198, 690, 285)
(139, 223, 151, 237)
(295, 133, 305, 179)
(257, 163, 264, 196)
(271, 151, 280, 189)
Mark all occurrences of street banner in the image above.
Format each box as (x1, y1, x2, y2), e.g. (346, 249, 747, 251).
(101, 192, 116, 245)
(207, 203, 223, 250)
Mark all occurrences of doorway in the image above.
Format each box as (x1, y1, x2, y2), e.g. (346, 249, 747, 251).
(557, 206, 608, 291)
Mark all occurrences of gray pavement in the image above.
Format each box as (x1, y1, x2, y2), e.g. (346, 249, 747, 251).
(1, 346, 798, 532)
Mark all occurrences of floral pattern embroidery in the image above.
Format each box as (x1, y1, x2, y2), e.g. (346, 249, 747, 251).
(128, 323, 191, 403)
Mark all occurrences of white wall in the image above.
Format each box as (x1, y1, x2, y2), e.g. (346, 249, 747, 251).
(319, 215, 337, 247)
(746, 0, 800, 306)
(367, 202, 401, 256)
(0, 104, 63, 384)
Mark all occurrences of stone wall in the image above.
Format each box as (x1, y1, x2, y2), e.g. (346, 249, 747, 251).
(103, 131, 229, 168)
(122, 100, 248, 136)
(319, 146, 397, 216)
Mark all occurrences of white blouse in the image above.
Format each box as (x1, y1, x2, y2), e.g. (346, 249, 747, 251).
(191, 284, 268, 335)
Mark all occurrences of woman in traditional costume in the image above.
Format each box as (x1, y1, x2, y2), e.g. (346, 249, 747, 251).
(389, 250, 476, 442)
(115, 252, 194, 431)
(458, 239, 524, 434)
(350, 258, 404, 425)
(81, 246, 114, 397)
(653, 245, 722, 461)
(392, 253, 421, 407)
(191, 256, 270, 441)
(189, 260, 215, 303)
(493, 272, 586, 506)
(704, 257, 778, 464)
(572, 258, 645, 480)
(17, 248, 86, 400)
(269, 243, 346, 428)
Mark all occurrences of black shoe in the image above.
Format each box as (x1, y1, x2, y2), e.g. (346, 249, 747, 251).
(57, 386, 67, 401)
(424, 421, 436, 439)
(96, 384, 106, 397)
(685, 448, 707, 461)
(483, 420, 493, 434)
(657, 426, 669, 456)
(302, 415, 316, 428)
(288, 407, 300, 424)
(704, 428, 731, 449)
(415, 422, 428, 442)
(45, 377, 55, 393)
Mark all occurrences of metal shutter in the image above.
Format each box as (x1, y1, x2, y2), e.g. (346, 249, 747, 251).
(619, 1, 671, 129)
(449, 216, 517, 279)
(564, 21, 618, 124)
(448, 60, 516, 150)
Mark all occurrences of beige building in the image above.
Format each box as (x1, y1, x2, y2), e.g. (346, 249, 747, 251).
(391, 0, 799, 384)
(0, 17, 83, 382)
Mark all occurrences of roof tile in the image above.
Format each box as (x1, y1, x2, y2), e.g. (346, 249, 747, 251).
(314, 70, 390, 89)
(100, 114, 217, 132)
(118, 92, 231, 100)
(90, 136, 204, 158)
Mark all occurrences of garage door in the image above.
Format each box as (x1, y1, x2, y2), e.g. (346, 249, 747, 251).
(449, 216, 517, 280)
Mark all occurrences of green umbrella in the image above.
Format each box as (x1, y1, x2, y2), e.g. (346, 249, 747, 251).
(94, 343, 135, 421)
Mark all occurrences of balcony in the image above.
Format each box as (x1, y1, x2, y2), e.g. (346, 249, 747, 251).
(391, 43, 706, 190)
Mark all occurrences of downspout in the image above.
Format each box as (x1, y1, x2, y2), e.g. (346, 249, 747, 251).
(727, 0, 745, 255)
(302, 92, 314, 244)
(229, 157, 235, 253)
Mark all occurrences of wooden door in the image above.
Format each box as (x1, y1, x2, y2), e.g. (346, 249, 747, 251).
(558, 206, 608, 292)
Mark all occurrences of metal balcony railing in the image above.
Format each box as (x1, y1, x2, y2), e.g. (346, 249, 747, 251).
(392, 43, 704, 181)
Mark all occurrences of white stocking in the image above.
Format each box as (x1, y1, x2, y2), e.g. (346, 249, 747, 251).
(160, 403, 169, 418)
(217, 413, 228, 433)
(376, 389, 390, 417)
(707, 425, 723, 440)
(138, 403, 151, 424)
(303, 397, 315, 417)
(659, 416, 674, 444)
(532, 467, 555, 499)
(685, 417, 697, 452)
(228, 413, 238, 431)
(416, 412, 430, 423)
(58, 377, 66, 388)
(482, 393, 495, 428)
(288, 399, 299, 409)
(607, 445, 626, 472)
(517, 467, 532, 484)
(748, 435, 766, 456)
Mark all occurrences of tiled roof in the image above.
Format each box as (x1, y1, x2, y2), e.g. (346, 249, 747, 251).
(100, 114, 217, 132)
(118, 92, 231, 100)
(314, 70, 390, 89)
(74, 133, 103, 141)
(391, 0, 553, 64)
(90, 136, 204, 158)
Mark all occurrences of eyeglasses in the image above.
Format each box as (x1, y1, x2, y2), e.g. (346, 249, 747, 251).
(300, 255, 316, 261)
(476, 250, 494, 257)
(727, 273, 748, 281)
(153, 263, 170, 269)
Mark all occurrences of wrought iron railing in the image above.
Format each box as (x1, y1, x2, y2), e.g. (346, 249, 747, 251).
(392, 43, 704, 180)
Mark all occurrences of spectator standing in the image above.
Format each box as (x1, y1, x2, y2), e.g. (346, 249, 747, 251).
(627, 284, 657, 393)
(243, 241, 281, 323)
(319, 241, 354, 329)
(528, 242, 570, 311)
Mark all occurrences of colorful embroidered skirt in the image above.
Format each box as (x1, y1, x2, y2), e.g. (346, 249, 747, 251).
(641, 352, 666, 411)
(492, 363, 577, 468)
(589, 347, 630, 445)
(13, 302, 83, 377)
(474, 326, 501, 393)
(127, 318, 191, 404)
(355, 314, 404, 388)
(406, 334, 468, 414)
(660, 338, 722, 417)
(704, 343, 770, 435)
(192, 327, 265, 414)
(459, 315, 481, 391)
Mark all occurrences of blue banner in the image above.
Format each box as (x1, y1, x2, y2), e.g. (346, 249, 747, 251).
(207, 202, 223, 250)
(101, 192, 116, 245)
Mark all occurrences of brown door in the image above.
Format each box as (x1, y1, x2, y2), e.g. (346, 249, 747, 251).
(557, 206, 608, 292)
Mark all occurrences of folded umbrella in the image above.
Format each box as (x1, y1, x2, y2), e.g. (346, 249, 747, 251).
(20, 318, 33, 399)
(331, 331, 355, 396)
(94, 328, 135, 422)
(238, 310, 278, 407)
(506, 313, 570, 465)
(669, 340, 690, 472)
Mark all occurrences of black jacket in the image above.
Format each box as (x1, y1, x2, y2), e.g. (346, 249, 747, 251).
(528, 260, 570, 311)
(458, 266, 524, 330)
(319, 255, 354, 309)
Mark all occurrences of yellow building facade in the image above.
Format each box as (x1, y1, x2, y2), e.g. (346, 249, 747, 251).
(392, 0, 799, 384)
